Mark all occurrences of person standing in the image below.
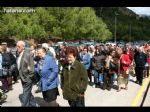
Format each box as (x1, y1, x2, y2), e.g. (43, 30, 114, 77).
(16, 41, 38, 107)
(79, 47, 91, 84)
(9, 43, 19, 84)
(147, 48, 150, 77)
(56, 44, 67, 74)
(134, 47, 147, 86)
(117, 48, 131, 92)
(1, 42, 16, 91)
(61, 46, 88, 107)
(35, 47, 59, 107)
(30, 44, 41, 93)
(47, 40, 56, 59)
(104, 50, 116, 91)
(0, 45, 8, 93)
(91, 47, 106, 88)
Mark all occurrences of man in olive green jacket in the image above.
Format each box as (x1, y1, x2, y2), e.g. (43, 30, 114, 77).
(60, 46, 88, 107)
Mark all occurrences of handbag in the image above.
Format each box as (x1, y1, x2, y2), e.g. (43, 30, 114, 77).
(113, 73, 117, 81)
(110, 61, 118, 71)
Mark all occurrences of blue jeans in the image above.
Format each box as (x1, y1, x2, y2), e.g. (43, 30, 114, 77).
(93, 70, 103, 85)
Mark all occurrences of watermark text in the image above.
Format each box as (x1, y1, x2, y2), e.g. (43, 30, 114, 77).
(1, 8, 36, 13)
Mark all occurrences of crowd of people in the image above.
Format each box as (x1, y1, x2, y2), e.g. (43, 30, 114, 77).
(0, 39, 150, 107)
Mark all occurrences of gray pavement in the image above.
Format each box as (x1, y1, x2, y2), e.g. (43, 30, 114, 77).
(0, 75, 150, 107)
(143, 82, 150, 107)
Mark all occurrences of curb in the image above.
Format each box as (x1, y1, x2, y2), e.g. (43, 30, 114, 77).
(131, 76, 150, 106)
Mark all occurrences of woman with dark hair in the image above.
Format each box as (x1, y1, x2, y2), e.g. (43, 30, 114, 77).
(91, 47, 106, 88)
(61, 46, 88, 107)
(104, 49, 116, 91)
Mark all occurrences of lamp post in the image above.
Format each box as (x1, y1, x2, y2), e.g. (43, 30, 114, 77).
(129, 24, 131, 42)
(114, 13, 118, 45)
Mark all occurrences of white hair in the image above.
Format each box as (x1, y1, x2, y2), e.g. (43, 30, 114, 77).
(90, 45, 94, 49)
(17, 41, 25, 48)
(42, 43, 49, 50)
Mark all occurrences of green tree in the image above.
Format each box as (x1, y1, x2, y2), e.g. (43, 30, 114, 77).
(0, 7, 112, 41)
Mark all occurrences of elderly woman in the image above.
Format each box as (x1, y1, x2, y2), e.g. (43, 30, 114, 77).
(61, 46, 88, 107)
(0, 45, 12, 93)
(35, 47, 59, 106)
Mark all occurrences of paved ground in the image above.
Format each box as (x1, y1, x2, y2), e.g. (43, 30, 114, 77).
(0, 75, 150, 107)
(142, 81, 150, 107)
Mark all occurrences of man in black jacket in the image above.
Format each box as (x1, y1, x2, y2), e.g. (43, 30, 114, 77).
(134, 47, 147, 86)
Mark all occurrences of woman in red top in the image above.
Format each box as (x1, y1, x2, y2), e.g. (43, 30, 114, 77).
(117, 47, 131, 92)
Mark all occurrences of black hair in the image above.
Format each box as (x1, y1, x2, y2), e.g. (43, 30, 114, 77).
(123, 47, 127, 54)
(41, 47, 47, 53)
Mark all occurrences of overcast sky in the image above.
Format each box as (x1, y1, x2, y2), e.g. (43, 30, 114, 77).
(127, 7, 150, 15)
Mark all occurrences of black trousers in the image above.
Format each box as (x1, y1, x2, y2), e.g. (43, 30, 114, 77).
(135, 67, 144, 84)
(19, 79, 37, 107)
(87, 69, 92, 82)
(146, 66, 149, 77)
(0, 77, 9, 92)
(103, 68, 113, 89)
(68, 96, 85, 107)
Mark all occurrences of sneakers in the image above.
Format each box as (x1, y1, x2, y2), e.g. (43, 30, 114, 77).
(102, 85, 106, 90)
(107, 87, 111, 91)
(135, 81, 143, 86)
(3, 89, 9, 93)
